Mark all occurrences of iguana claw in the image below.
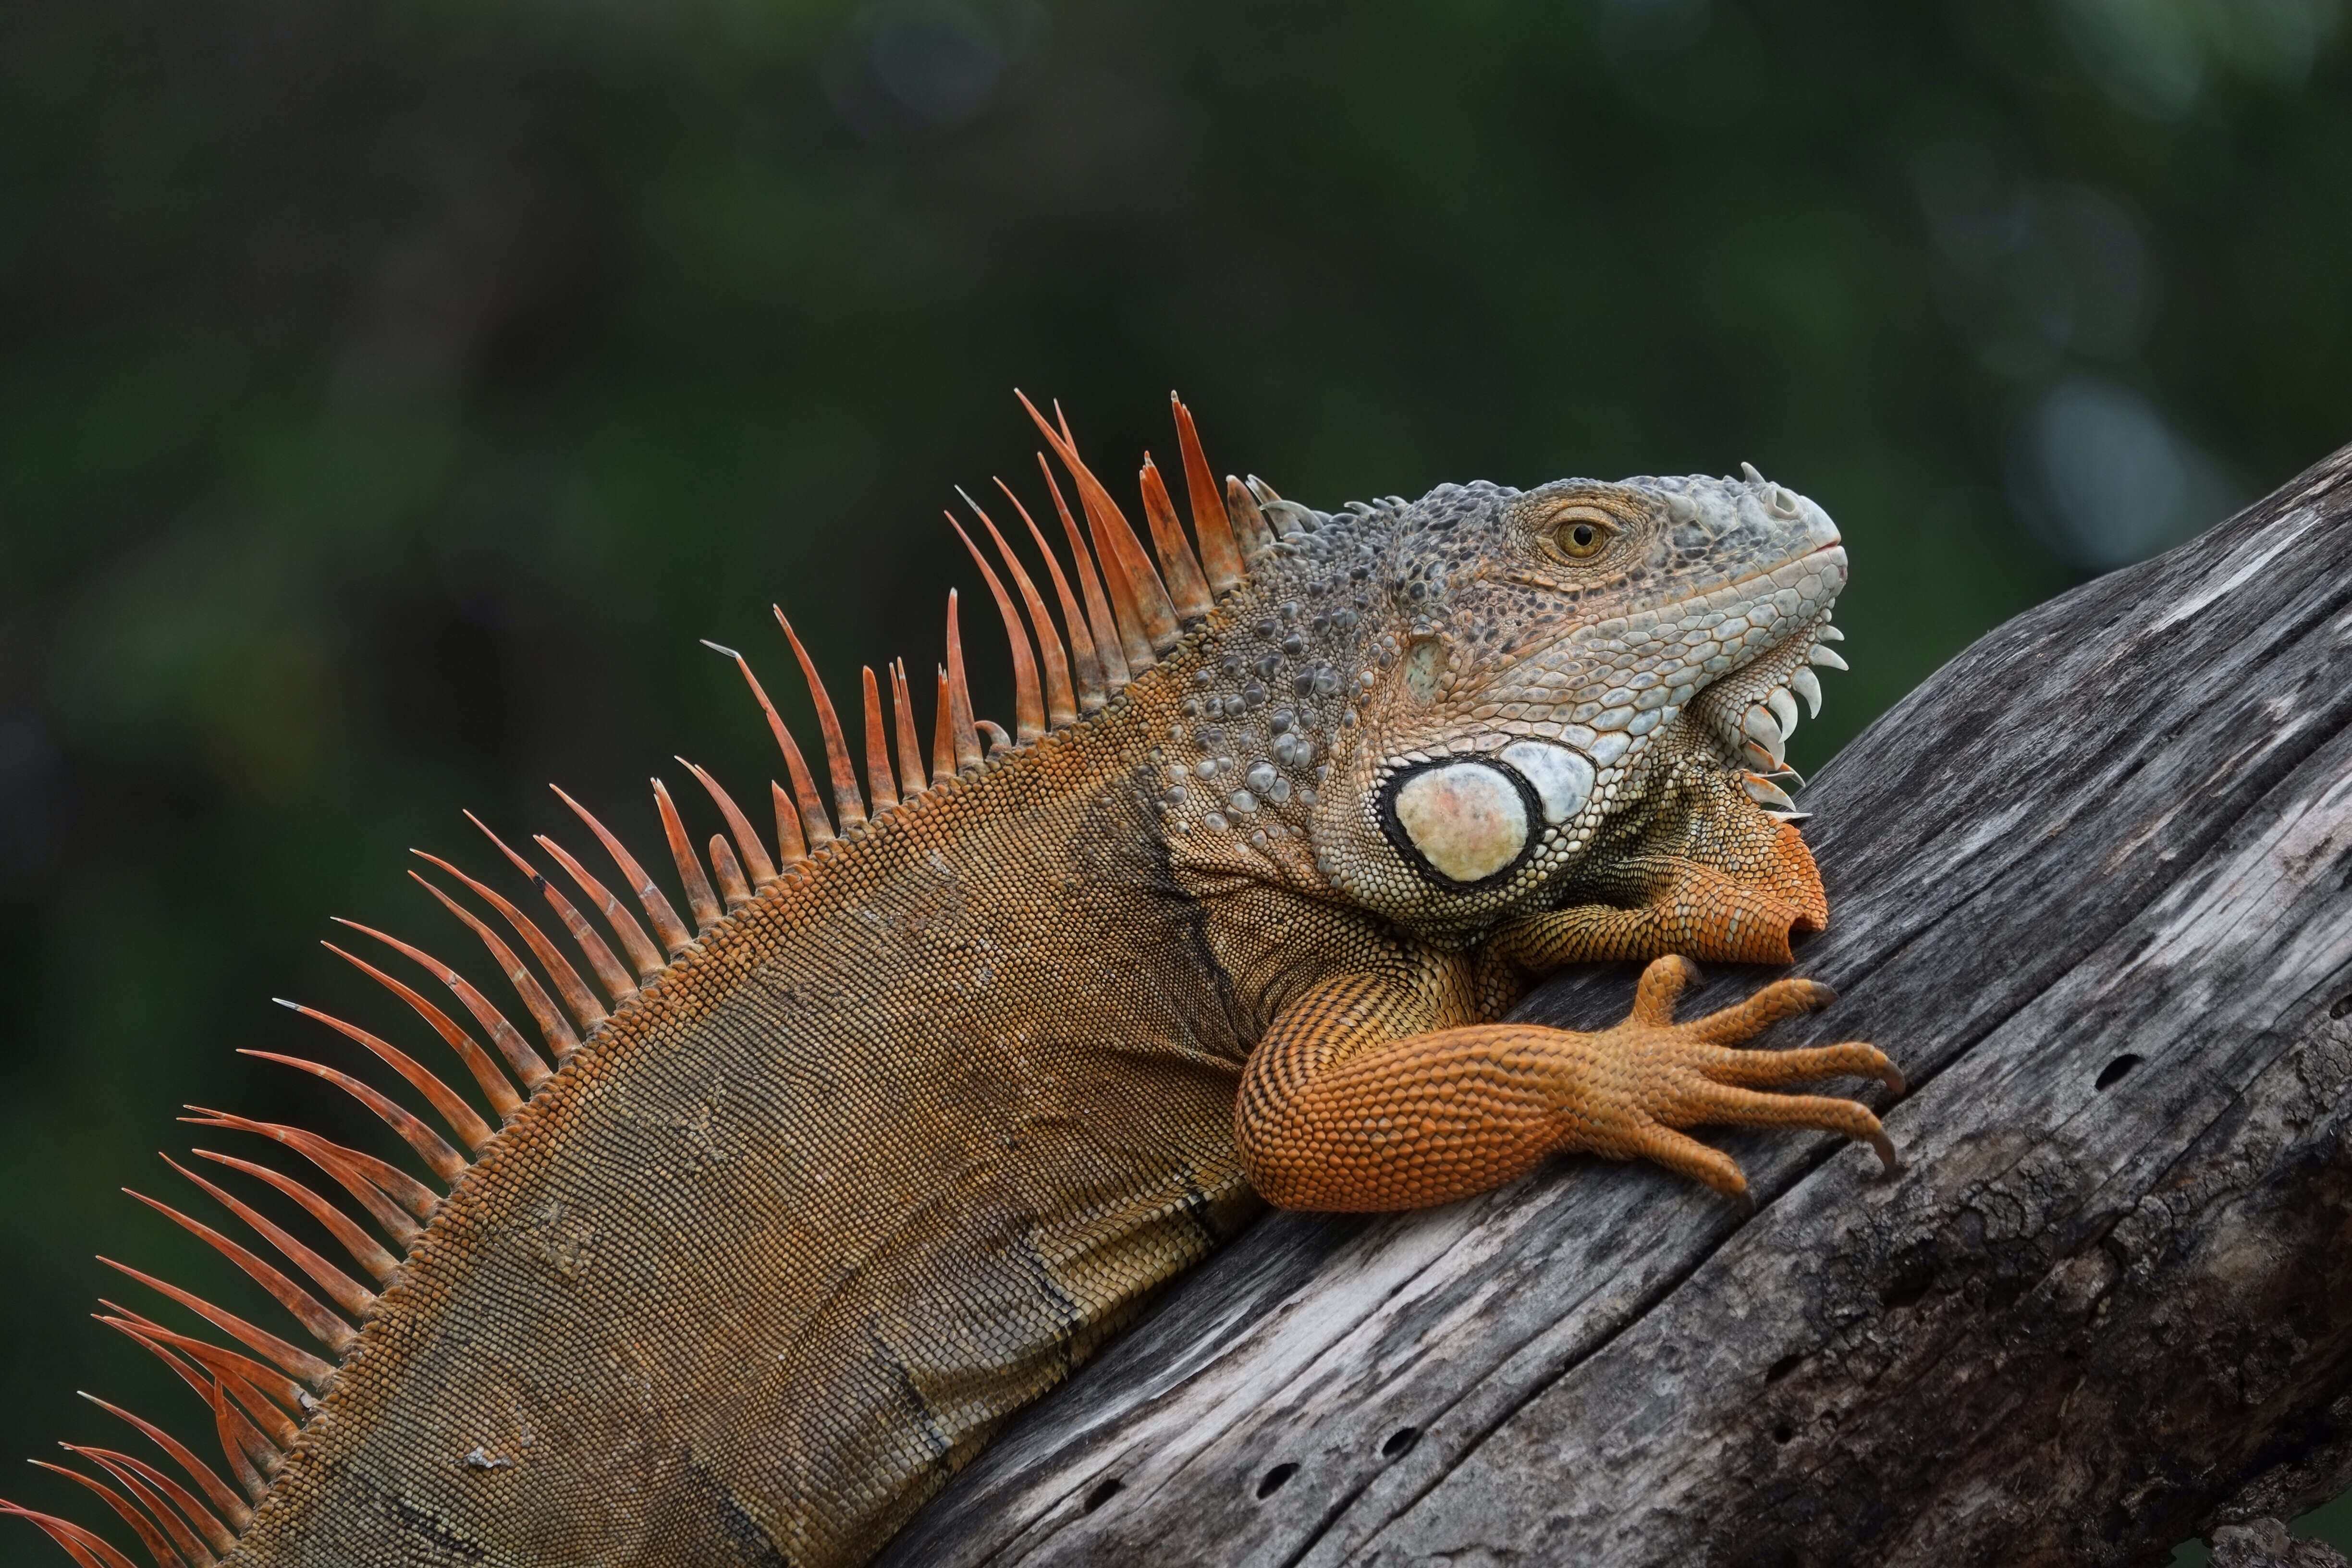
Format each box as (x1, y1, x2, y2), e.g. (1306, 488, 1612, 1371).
(1569, 955, 1902, 1201)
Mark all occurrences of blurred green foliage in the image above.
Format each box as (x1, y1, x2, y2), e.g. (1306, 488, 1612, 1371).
(1, 0, 2347, 1554)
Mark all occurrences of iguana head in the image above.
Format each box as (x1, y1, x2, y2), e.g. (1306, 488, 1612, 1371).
(1282, 468, 1848, 930)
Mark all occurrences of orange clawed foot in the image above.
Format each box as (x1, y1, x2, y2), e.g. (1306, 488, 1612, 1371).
(1554, 955, 1904, 1208)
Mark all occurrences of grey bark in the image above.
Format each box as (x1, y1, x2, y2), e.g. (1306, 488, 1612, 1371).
(2210, 1519, 2352, 1568)
(883, 442, 2352, 1568)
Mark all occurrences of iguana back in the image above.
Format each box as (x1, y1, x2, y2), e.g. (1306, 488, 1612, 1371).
(258, 678, 1262, 1565)
(9, 393, 1893, 1568)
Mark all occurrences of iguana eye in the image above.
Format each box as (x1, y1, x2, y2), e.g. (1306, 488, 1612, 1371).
(1549, 509, 1615, 560)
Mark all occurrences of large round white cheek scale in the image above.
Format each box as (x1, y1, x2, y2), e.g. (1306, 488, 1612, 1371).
(1392, 762, 1530, 883)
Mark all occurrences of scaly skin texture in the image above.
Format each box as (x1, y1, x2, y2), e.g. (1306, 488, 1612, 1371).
(22, 414, 1896, 1568)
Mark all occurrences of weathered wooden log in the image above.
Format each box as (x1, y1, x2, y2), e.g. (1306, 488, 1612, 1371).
(883, 441, 2352, 1568)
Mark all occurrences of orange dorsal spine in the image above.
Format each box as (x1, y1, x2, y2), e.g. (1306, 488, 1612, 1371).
(889, 661, 927, 804)
(416, 845, 609, 1029)
(707, 834, 751, 910)
(1019, 392, 1175, 666)
(1137, 453, 1213, 622)
(679, 760, 780, 888)
(1173, 393, 1243, 594)
(75, 1389, 255, 1531)
(68, 1445, 233, 1560)
(651, 778, 724, 936)
(962, 490, 1078, 731)
(275, 996, 493, 1153)
(529, 833, 666, 983)
(332, 915, 553, 1091)
(163, 1152, 375, 1318)
(860, 668, 900, 814)
(404, 872, 580, 1058)
(551, 786, 695, 958)
(998, 476, 1106, 712)
(771, 780, 808, 867)
(931, 666, 956, 786)
(1035, 453, 1132, 689)
(777, 612, 868, 831)
(187, 1147, 398, 1285)
(943, 591, 983, 772)
(708, 642, 835, 849)
(948, 513, 1046, 744)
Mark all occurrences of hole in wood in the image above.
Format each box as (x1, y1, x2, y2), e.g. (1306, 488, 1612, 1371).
(2331, 993, 2352, 1020)
(1765, 1352, 1803, 1384)
(1380, 1426, 1421, 1459)
(1880, 1255, 1936, 1310)
(1256, 1462, 1298, 1499)
(2095, 1054, 2143, 1090)
(1082, 1477, 1122, 1514)
(1771, 1422, 1794, 1445)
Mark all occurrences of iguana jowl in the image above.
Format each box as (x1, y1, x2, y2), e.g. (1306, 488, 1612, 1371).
(10, 393, 1897, 1568)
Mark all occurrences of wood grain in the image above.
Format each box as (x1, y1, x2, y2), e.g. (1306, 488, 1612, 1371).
(884, 441, 2352, 1568)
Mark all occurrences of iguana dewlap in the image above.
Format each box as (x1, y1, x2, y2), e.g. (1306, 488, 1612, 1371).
(10, 395, 1896, 1568)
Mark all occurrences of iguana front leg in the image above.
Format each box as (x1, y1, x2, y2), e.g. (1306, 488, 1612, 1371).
(1237, 954, 1899, 1211)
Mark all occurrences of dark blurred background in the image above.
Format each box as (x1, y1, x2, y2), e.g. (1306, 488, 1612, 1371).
(2, 0, 2348, 1558)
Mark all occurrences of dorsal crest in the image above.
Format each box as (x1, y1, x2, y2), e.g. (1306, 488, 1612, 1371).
(2, 393, 1273, 1567)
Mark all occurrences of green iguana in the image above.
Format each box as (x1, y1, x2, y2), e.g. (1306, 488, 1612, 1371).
(8, 393, 1898, 1568)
